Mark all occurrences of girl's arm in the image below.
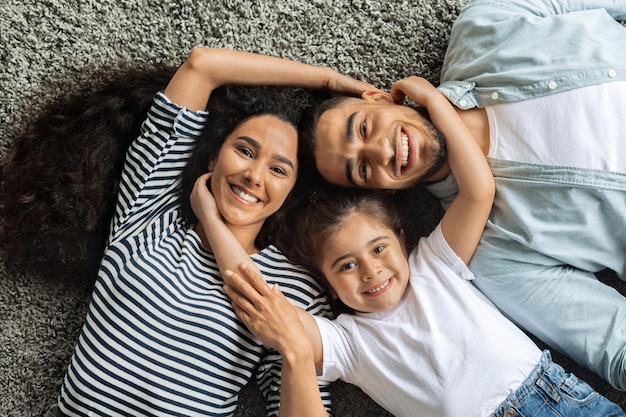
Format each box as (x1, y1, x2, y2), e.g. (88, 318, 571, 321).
(190, 173, 326, 417)
(391, 77, 495, 264)
(164, 47, 379, 112)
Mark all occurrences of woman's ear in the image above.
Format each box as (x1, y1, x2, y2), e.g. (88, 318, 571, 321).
(361, 90, 394, 103)
(208, 159, 216, 171)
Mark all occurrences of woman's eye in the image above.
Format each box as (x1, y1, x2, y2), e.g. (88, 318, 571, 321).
(271, 166, 287, 176)
(237, 147, 254, 158)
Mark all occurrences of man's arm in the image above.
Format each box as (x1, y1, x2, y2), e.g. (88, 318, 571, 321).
(392, 77, 495, 264)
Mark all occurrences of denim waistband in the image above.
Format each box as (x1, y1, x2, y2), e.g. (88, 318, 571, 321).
(491, 350, 555, 417)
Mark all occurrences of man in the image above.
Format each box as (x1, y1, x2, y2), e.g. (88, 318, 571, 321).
(304, 0, 626, 390)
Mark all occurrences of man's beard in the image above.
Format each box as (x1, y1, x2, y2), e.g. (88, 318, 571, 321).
(415, 120, 447, 185)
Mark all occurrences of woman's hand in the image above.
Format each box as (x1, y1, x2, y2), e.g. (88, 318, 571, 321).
(190, 172, 221, 225)
(224, 263, 311, 356)
(323, 68, 381, 98)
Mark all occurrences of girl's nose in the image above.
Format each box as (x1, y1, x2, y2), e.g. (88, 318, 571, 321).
(361, 259, 381, 281)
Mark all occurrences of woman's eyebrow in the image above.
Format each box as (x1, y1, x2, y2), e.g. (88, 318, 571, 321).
(238, 136, 294, 169)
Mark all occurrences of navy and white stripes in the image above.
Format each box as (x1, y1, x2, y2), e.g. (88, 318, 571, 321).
(57, 93, 333, 416)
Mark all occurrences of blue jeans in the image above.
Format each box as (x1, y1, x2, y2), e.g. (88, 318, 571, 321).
(491, 351, 625, 417)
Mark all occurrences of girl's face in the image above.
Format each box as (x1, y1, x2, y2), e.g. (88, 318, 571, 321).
(319, 213, 410, 313)
(209, 114, 298, 232)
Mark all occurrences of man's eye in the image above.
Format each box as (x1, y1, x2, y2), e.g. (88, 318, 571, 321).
(361, 120, 367, 136)
(359, 162, 367, 180)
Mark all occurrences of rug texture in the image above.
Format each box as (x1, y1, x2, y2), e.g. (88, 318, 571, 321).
(1, 0, 624, 416)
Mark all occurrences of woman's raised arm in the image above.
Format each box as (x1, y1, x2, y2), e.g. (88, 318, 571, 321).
(164, 47, 378, 111)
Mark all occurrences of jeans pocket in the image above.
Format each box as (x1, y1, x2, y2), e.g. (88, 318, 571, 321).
(557, 373, 599, 406)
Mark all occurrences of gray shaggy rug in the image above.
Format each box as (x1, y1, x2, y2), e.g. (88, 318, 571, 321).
(1, 0, 624, 415)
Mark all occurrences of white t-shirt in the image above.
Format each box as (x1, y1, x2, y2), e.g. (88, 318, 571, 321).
(486, 81, 626, 173)
(314, 224, 542, 417)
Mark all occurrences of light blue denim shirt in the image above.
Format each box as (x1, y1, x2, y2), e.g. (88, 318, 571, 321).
(429, 0, 626, 391)
(438, 0, 626, 109)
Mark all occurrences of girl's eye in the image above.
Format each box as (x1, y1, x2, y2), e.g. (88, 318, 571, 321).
(339, 261, 356, 272)
(373, 245, 385, 255)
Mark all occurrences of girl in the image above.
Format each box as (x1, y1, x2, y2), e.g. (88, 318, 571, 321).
(208, 77, 625, 416)
(28, 48, 376, 416)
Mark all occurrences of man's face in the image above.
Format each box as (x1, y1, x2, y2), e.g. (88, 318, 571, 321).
(314, 98, 446, 189)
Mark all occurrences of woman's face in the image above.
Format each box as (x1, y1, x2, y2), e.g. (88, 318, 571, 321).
(209, 114, 298, 232)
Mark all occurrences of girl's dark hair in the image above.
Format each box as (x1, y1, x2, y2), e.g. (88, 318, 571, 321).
(278, 186, 405, 314)
(0, 65, 176, 284)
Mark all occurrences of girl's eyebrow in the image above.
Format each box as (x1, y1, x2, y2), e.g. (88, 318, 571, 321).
(238, 136, 294, 169)
(329, 235, 387, 269)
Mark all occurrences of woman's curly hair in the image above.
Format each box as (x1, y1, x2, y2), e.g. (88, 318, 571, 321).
(0, 67, 322, 285)
(0, 65, 175, 284)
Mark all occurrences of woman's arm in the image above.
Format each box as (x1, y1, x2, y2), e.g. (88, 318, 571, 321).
(190, 173, 326, 416)
(224, 265, 327, 417)
(391, 77, 495, 264)
(164, 47, 379, 112)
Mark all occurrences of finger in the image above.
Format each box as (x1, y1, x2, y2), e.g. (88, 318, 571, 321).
(225, 269, 266, 302)
(224, 283, 257, 312)
(238, 263, 272, 294)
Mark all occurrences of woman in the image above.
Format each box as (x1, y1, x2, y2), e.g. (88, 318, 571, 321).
(31, 48, 375, 416)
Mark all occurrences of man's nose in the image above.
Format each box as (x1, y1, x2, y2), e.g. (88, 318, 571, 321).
(364, 138, 394, 167)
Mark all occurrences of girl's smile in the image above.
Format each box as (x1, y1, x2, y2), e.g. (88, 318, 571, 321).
(320, 213, 409, 313)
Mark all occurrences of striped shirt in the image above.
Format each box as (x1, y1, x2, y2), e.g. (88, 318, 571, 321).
(57, 92, 333, 417)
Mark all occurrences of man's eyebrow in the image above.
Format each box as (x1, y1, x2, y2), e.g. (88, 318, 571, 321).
(345, 112, 358, 185)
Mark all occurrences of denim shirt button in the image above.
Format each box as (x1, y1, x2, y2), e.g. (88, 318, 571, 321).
(548, 81, 557, 90)
(459, 98, 468, 107)
(503, 408, 516, 417)
(608, 69, 617, 78)
(490, 91, 499, 100)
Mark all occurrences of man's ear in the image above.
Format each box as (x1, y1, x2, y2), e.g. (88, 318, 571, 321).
(361, 90, 394, 103)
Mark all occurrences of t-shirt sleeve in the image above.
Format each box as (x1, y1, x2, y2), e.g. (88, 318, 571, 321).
(111, 92, 209, 236)
(313, 315, 357, 384)
(422, 223, 475, 282)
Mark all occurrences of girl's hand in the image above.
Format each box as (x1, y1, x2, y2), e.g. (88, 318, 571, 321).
(390, 76, 441, 107)
(224, 264, 310, 355)
(190, 172, 220, 224)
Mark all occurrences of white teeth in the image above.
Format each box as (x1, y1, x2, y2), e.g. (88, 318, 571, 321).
(401, 133, 409, 168)
(231, 185, 259, 203)
(365, 279, 390, 294)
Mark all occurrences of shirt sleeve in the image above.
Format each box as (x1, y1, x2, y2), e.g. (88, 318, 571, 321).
(421, 223, 475, 282)
(111, 92, 208, 236)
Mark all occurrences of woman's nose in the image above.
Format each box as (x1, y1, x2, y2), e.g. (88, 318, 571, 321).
(244, 164, 263, 186)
